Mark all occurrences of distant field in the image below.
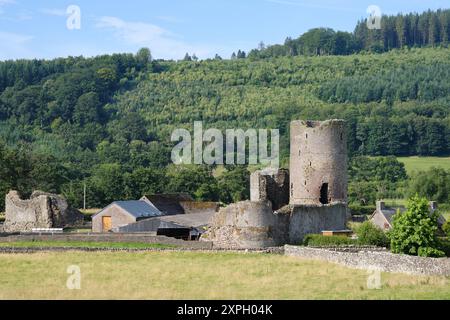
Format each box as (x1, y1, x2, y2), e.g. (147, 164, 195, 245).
(0, 251, 449, 299)
(383, 199, 407, 208)
(397, 157, 450, 174)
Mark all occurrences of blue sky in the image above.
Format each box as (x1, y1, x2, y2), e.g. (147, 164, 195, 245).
(0, 0, 448, 60)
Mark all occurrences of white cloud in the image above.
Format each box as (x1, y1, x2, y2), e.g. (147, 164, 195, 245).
(96, 16, 215, 60)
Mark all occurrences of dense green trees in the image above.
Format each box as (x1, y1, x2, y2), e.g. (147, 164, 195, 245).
(251, 9, 450, 59)
(348, 156, 407, 205)
(249, 28, 359, 59)
(408, 168, 450, 204)
(0, 140, 69, 210)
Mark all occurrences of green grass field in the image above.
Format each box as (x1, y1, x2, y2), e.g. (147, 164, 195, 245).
(397, 157, 450, 174)
(0, 251, 449, 300)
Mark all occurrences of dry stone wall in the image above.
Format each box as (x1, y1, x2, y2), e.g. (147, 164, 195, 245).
(285, 245, 450, 276)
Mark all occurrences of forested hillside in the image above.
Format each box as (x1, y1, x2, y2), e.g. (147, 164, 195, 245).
(249, 9, 450, 58)
(112, 47, 450, 158)
(0, 10, 450, 209)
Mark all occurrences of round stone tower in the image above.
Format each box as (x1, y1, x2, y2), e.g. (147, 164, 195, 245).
(289, 120, 347, 205)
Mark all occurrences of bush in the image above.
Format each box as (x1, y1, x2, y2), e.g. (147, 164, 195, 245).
(417, 247, 446, 258)
(438, 238, 450, 257)
(443, 221, 450, 237)
(389, 195, 442, 256)
(303, 234, 355, 247)
(356, 221, 389, 247)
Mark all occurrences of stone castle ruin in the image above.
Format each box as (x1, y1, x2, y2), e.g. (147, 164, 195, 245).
(3, 190, 84, 233)
(202, 119, 349, 248)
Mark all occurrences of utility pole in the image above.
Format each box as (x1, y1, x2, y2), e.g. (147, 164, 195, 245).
(83, 183, 86, 210)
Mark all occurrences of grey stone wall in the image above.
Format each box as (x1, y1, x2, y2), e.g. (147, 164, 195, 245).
(285, 245, 450, 276)
(202, 119, 350, 249)
(4, 191, 83, 233)
(203, 202, 348, 248)
(290, 120, 347, 205)
(288, 203, 348, 243)
(201, 201, 289, 249)
(250, 169, 290, 210)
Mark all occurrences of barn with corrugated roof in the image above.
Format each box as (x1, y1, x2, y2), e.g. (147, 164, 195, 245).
(92, 200, 162, 233)
(92, 194, 219, 235)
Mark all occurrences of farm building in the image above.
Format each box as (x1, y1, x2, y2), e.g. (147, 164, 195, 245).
(140, 194, 219, 216)
(92, 194, 219, 235)
(115, 212, 215, 240)
(141, 193, 193, 215)
(92, 200, 162, 232)
(370, 201, 446, 231)
(369, 201, 400, 231)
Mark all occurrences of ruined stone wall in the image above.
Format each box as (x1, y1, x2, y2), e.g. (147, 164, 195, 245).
(250, 169, 290, 210)
(31, 191, 83, 227)
(4, 191, 52, 232)
(290, 120, 347, 205)
(3, 191, 83, 233)
(288, 203, 348, 243)
(201, 201, 289, 249)
(202, 119, 350, 249)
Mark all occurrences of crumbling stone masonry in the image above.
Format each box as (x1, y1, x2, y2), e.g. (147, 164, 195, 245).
(287, 203, 348, 243)
(250, 169, 289, 210)
(3, 190, 84, 233)
(203, 119, 349, 249)
(201, 201, 289, 249)
(290, 120, 347, 205)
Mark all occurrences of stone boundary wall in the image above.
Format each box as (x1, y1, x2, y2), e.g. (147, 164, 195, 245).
(307, 245, 387, 253)
(285, 245, 450, 276)
(0, 246, 284, 254)
(0, 233, 213, 249)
